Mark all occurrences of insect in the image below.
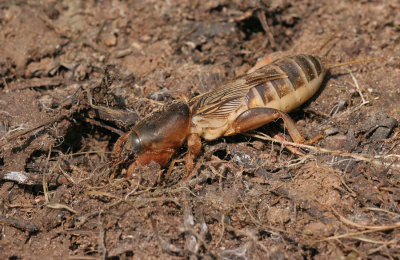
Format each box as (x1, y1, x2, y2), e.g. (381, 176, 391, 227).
(112, 54, 375, 178)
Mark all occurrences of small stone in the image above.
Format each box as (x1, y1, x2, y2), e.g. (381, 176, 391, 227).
(103, 34, 117, 47)
(323, 134, 347, 150)
(140, 35, 151, 42)
(115, 48, 132, 58)
(303, 221, 332, 236)
(324, 127, 339, 136)
(266, 208, 291, 224)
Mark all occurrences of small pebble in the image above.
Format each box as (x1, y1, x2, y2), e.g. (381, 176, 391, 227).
(103, 34, 117, 47)
(324, 127, 339, 136)
(266, 208, 291, 224)
(323, 134, 347, 150)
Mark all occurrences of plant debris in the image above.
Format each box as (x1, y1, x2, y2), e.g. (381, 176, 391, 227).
(0, 1, 399, 259)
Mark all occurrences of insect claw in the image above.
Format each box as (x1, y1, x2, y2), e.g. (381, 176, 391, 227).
(304, 134, 324, 145)
(182, 153, 194, 182)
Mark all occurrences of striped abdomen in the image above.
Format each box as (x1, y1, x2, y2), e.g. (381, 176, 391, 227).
(246, 54, 327, 112)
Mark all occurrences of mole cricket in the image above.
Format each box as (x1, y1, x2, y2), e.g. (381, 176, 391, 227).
(109, 54, 376, 179)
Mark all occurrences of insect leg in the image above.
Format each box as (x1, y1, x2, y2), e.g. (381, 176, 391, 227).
(124, 149, 177, 177)
(182, 133, 202, 181)
(226, 107, 305, 144)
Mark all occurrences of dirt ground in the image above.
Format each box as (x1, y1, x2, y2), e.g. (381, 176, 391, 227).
(0, 0, 399, 259)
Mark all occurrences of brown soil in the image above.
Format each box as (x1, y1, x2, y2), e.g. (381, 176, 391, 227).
(1, 0, 399, 259)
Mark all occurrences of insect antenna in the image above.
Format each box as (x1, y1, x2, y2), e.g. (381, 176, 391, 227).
(318, 33, 338, 57)
(327, 57, 383, 70)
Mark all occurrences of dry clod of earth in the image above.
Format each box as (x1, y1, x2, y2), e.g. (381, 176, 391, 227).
(0, 1, 399, 259)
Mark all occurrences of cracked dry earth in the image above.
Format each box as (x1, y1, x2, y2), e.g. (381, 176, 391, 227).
(0, 0, 399, 259)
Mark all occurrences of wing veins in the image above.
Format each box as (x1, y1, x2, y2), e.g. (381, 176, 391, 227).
(191, 71, 288, 117)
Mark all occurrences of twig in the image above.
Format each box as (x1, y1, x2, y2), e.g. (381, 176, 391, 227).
(0, 171, 70, 185)
(0, 110, 71, 145)
(86, 189, 144, 219)
(330, 206, 400, 231)
(208, 164, 226, 179)
(75, 201, 123, 228)
(367, 239, 398, 255)
(151, 217, 184, 256)
(68, 256, 99, 260)
(84, 117, 124, 135)
(197, 207, 209, 246)
(257, 9, 276, 49)
(0, 216, 39, 232)
(46, 203, 78, 214)
(42, 147, 78, 214)
(313, 205, 400, 245)
(347, 68, 368, 105)
(183, 197, 199, 254)
(98, 213, 107, 260)
(6, 77, 71, 91)
(215, 213, 225, 248)
(318, 224, 400, 242)
(244, 132, 400, 170)
(364, 207, 400, 217)
(322, 167, 357, 197)
(43, 147, 52, 204)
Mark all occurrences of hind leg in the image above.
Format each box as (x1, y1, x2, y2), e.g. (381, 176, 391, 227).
(225, 107, 305, 144)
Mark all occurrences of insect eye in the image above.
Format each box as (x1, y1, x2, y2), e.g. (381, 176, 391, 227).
(121, 131, 142, 160)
